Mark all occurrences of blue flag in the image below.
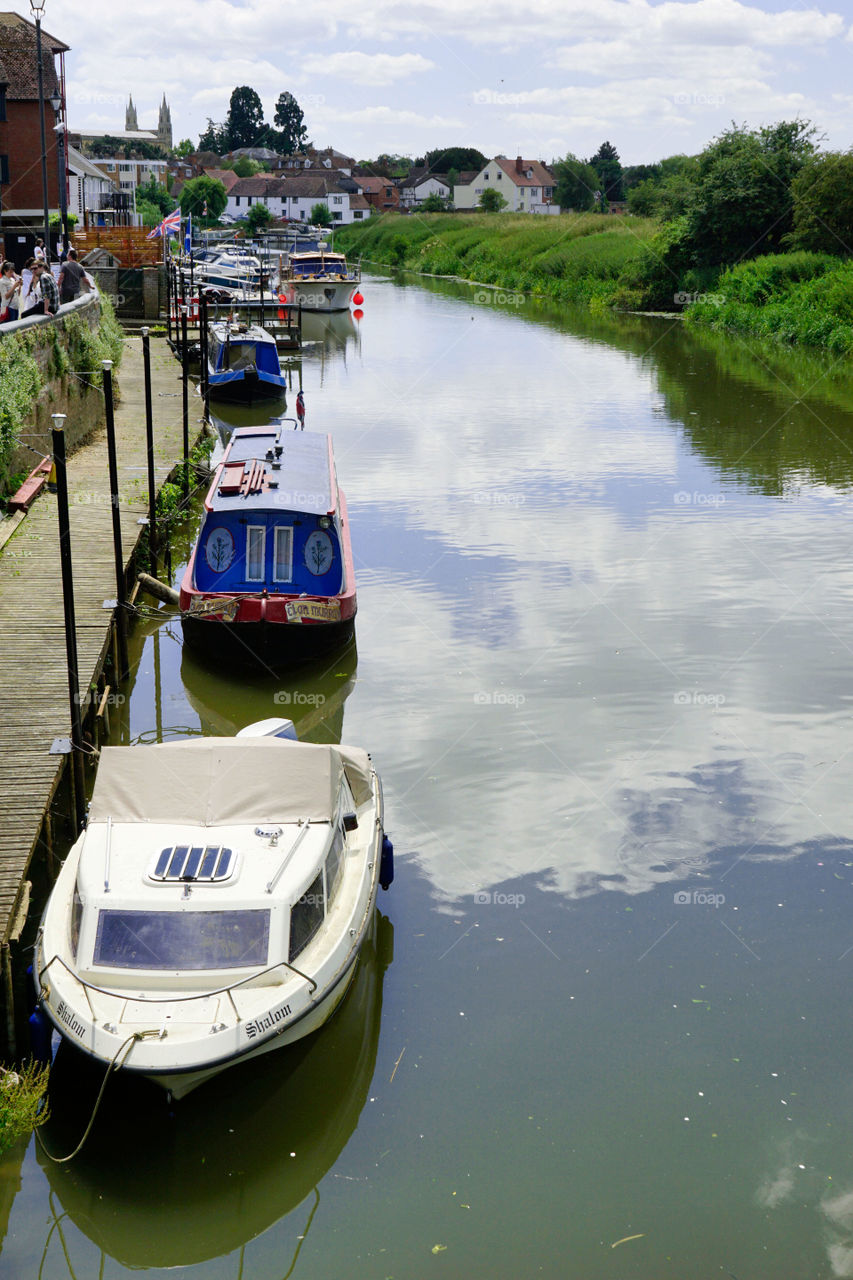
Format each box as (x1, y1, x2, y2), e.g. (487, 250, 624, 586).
(184, 211, 192, 254)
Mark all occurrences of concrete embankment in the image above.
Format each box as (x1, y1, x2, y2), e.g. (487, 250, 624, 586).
(0, 330, 201, 957)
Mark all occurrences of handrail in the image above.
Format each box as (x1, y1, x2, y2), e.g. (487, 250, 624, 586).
(39, 951, 317, 1020)
(266, 819, 312, 893)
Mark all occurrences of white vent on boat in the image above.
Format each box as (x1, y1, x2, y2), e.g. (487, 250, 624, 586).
(149, 845, 237, 883)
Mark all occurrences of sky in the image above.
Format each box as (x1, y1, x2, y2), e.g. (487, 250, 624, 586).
(44, 0, 853, 165)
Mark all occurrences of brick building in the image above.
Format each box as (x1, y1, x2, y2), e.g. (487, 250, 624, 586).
(0, 11, 68, 247)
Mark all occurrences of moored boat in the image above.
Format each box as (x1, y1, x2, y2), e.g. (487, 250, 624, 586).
(276, 240, 360, 312)
(207, 320, 287, 403)
(34, 720, 393, 1100)
(179, 425, 356, 667)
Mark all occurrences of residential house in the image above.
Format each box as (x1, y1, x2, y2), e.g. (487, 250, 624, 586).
(72, 140, 168, 218)
(67, 143, 119, 226)
(355, 174, 400, 212)
(398, 168, 451, 209)
(282, 147, 355, 176)
(0, 10, 68, 246)
(454, 155, 559, 214)
(225, 173, 369, 225)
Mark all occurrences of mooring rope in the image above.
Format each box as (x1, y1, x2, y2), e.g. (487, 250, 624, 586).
(36, 1031, 147, 1164)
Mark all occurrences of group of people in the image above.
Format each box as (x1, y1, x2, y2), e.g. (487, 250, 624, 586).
(0, 240, 92, 325)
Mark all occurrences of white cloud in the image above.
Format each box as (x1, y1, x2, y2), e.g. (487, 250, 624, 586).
(301, 51, 435, 86)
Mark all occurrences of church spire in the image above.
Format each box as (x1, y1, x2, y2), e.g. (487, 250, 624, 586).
(125, 94, 138, 132)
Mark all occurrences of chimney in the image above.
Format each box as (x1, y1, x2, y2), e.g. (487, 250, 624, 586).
(515, 155, 523, 173)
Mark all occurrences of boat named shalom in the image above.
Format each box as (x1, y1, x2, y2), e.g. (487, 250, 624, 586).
(276, 240, 360, 312)
(34, 719, 393, 1099)
(179, 425, 356, 667)
(207, 320, 287, 403)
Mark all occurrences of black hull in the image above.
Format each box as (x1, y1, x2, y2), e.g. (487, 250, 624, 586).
(181, 615, 356, 670)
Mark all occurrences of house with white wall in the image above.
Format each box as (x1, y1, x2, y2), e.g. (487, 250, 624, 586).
(225, 174, 370, 224)
(67, 145, 119, 223)
(398, 169, 450, 208)
(454, 155, 559, 214)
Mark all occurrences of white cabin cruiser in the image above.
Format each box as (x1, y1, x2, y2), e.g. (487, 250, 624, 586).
(34, 722, 392, 1099)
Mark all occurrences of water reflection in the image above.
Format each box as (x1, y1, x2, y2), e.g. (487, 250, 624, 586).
(34, 911, 391, 1273)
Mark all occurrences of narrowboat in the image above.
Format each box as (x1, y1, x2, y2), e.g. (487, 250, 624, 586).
(179, 425, 356, 667)
(207, 320, 287, 403)
(33, 719, 393, 1100)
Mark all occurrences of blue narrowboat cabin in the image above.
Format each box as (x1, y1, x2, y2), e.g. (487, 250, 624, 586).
(180, 426, 356, 668)
(207, 320, 287, 403)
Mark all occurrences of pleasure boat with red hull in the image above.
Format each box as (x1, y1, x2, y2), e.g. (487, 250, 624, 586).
(179, 426, 356, 668)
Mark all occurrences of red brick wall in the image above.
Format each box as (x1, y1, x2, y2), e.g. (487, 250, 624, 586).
(0, 100, 60, 213)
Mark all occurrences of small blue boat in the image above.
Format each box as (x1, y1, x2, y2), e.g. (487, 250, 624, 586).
(207, 320, 287, 403)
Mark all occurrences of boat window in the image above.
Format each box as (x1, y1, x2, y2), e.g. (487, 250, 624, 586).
(71, 883, 83, 959)
(226, 343, 262, 373)
(273, 526, 293, 581)
(325, 826, 345, 907)
(246, 525, 265, 581)
(289, 871, 324, 963)
(93, 910, 270, 970)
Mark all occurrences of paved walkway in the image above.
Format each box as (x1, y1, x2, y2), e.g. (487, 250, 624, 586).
(0, 333, 195, 943)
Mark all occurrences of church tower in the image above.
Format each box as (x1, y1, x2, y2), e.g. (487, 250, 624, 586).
(157, 94, 173, 150)
(125, 94, 138, 131)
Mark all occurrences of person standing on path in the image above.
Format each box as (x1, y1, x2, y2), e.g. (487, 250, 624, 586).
(32, 262, 59, 316)
(58, 249, 84, 304)
(0, 262, 22, 322)
(33, 237, 47, 264)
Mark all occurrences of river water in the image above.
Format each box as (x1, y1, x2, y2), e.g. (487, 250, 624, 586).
(4, 274, 853, 1278)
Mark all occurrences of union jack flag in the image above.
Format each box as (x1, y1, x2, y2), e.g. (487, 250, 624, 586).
(146, 208, 183, 240)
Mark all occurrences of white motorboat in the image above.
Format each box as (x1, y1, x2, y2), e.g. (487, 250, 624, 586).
(34, 720, 393, 1099)
(276, 240, 360, 312)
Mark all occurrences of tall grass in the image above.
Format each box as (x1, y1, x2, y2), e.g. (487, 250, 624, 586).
(687, 253, 853, 352)
(337, 213, 658, 305)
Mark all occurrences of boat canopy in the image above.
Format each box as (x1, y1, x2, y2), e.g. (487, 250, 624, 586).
(88, 738, 372, 827)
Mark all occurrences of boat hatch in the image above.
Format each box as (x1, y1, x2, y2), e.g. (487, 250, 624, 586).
(150, 845, 237, 883)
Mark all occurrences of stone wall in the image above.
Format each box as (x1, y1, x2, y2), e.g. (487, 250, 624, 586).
(1, 295, 109, 483)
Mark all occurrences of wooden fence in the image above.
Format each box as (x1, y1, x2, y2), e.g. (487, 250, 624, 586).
(73, 227, 165, 267)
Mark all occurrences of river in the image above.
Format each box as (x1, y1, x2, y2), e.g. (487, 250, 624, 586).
(4, 272, 853, 1279)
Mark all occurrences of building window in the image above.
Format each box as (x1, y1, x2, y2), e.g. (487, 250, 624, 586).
(119, 163, 131, 172)
(332, 195, 342, 204)
(246, 526, 265, 582)
(353, 210, 364, 219)
(0, 156, 8, 185)
(332, 212, 342, 221)
(106, 163, 115, 172)
(496, 172, 501, 179)
(234, 196, 240, 207)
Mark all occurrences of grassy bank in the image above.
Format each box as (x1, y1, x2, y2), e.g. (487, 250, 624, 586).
(686, 253, 853, 353)
(335, 212, 658, 306)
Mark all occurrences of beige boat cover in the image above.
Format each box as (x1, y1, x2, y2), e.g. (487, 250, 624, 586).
(88, 738, 374, 826)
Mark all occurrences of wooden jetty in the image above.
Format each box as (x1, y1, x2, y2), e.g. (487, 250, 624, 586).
(0, 334, 195, 950)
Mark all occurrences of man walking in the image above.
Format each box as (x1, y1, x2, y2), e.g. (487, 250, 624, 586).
(58, 249, 84, 304)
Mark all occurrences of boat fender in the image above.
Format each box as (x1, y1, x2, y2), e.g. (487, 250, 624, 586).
(380, 835, 394, 891)
(28, 1005, 53, 1065)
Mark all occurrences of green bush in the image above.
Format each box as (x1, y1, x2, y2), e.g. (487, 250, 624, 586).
(0, 1061, 49, 1155)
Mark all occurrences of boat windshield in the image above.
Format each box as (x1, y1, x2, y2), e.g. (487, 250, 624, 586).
(93, 909, 270, 970)
(222, 342, 260, 372)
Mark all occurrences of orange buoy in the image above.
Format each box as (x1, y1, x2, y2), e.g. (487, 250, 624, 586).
(352, 291, 364, 306)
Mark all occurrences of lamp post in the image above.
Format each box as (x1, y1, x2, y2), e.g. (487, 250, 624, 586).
(30, 0, 52, 263)
(49, 87, 68, 256)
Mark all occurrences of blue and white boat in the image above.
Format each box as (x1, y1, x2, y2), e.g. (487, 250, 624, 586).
(207, 320, 287, 404)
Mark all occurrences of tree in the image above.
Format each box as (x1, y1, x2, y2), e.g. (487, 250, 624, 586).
(233, 157, 262, 178)
(789, 152, 853, 255)
(246, 203, 273, 234)
(310, 202, 332, 227)
(271, 91, 308, 156)
(479, 187, 507, 212)
(226, 86, 265, 150)
(173, 138, 194, 158)
(136, 199, 163, 228)
(423, 146, 487, 174)
(179, 175, 228, 220)
(136, 176, 172, 217)
(684, 120, 816, 266)
(552, 153, 598, 211)
(589, 141, 624, 202)
(197, 118, 228, 154)
(421, 193, 447, 212)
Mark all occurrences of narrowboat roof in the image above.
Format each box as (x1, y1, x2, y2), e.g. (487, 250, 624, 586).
(205, 427, 336, 516)
(209, 321, 276, 347)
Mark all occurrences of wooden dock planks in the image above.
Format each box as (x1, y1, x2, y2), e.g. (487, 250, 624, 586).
(0, 334, 192, 943)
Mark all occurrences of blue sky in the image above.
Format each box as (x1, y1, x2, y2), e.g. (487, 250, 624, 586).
(50, 0, 853, 164)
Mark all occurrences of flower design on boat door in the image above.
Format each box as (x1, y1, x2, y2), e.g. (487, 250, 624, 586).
(304, 529, 334, 576)
(205, 527, 236, 573)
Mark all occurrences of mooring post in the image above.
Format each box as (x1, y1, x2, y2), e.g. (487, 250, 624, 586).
(181, 306, 190, 502)
(165, 255, 172, 346)
(102, 362, 129, 681)
(141, 327, 158, 567)
(1, 942, 15, 1060)
(51, 414, 87, 833)
(199, 290, 210, 421)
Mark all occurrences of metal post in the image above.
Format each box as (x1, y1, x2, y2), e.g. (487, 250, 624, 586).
(54, 121, 69, 255)
(102, 361, 129, 680)
(199, 290, 210, 421)
(32, 5, 51, 262)
(141, 327, 158, 565)
(165, 253, 172, 345)
(51, 414, 86, 832)
(181, 306, 190, 501)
